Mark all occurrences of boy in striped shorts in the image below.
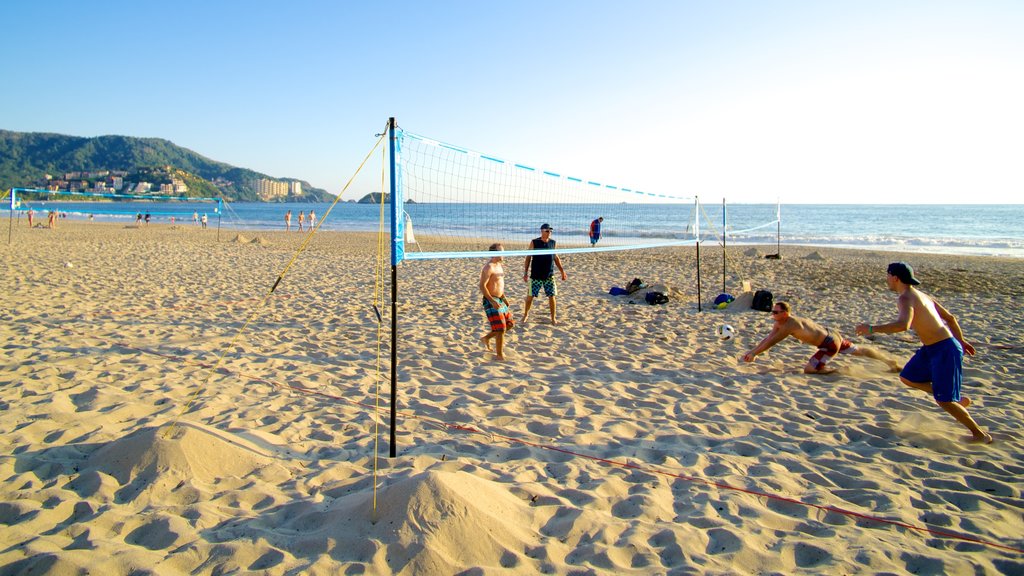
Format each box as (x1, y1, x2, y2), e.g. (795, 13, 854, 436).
(480, 243, 514, 360)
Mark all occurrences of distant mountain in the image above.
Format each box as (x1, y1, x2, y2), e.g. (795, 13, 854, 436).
(357, 192, 416, 204)
(0, 130, 331, 202)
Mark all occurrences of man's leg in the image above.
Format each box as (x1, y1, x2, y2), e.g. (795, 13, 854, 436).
(899, 376, 934, 394)
(549, 297, 557, 324)
(522, 296, 534, 322)
(936, 401, 991, 442)
(494, 330, 505, 360)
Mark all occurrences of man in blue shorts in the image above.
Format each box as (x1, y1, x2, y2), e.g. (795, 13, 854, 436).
(856, 262, 991, 444)
(522, 223, 567, 324)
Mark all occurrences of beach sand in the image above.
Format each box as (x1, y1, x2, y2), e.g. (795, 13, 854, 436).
(2, 221, 1022, 574)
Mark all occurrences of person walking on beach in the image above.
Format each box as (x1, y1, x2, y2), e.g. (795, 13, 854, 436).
(298, 211, 305, 232)
(856, 262, 992, 443)
(522, 223, 567, 324)
(743, 301, 901, 373)
(48, 211, 57, 229)
(480, 243, 514, 361)
(201, 213, 208, 229)
(308, 210, 317, 229)
(285, 210, 292, 231)
(589, 216, 604, 246)
(193, 211, 199, 225)
(27, 208, 34, 228)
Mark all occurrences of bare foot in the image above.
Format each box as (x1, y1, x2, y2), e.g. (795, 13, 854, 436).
(520, 315, 529, 323)
(958, 396, 971, 408)
(887, 361, 902, 373)
(495, 354, 505, 362)
(481, 336, 493, 351)
(967, 432, 993, 444)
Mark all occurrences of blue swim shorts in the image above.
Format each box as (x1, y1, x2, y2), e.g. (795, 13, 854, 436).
(900, 337, 963, 403)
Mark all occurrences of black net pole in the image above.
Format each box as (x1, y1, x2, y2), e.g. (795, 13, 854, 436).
(388, 117, 399, 458)
(722, 198, 726, 295)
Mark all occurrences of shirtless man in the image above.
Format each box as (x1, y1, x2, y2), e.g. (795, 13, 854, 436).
(856, 262, 991, 443)
(480, 243, 514, 361)
(743, 301, 900, 373)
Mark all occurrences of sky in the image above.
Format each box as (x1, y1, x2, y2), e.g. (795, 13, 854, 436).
(2, 0, 1022, 204)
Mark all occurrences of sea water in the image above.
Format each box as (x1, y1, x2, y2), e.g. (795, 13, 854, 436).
(17, 201, 1024, 258)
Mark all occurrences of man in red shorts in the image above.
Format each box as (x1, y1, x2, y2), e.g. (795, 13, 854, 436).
(743, 301, 900, 374)
(480, 243, 514, 361)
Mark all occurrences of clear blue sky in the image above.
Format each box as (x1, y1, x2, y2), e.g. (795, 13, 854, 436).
(2, 1, 1021, 203)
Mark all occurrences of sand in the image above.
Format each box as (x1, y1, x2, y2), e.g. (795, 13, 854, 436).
(1, 221, 1022, 575)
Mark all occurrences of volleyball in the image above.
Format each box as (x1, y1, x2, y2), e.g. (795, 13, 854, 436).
(716, 324, 736, 341)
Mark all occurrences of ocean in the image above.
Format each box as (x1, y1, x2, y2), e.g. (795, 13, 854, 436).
(15, 201, 1024, 258)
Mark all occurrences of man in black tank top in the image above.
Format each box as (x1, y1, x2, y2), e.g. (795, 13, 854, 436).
(522, 223, 567, 324)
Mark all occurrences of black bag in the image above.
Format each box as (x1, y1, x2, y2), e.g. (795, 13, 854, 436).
(751, 290, 773, 312)
(645, 291, 669, 305)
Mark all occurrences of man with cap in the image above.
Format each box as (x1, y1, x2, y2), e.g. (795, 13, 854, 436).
(522, 223, 567, 324)
(856, 262, 991, 444)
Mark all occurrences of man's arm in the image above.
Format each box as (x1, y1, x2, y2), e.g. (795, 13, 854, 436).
(743, 325, 789, 361)
(553, 255, 567, 280)
(933, 299, 976, 355)
(479, 264, 496, 305)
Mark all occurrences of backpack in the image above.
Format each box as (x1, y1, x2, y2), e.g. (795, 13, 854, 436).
(645, 291, 669, 305)
(751, 290, 773, 312)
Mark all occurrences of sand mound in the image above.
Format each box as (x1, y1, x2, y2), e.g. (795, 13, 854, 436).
(804, 251, 825, 260)
(231, 234, 250, 243)
(744, 247, 763, 257)
(264, 469, 536, 573)
(375, 470, 533, 572)
(250, 237, 271, 245)
(85, 424, 274, 487)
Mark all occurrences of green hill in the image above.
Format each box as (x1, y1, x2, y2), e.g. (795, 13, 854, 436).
(0, 130, 330, 201)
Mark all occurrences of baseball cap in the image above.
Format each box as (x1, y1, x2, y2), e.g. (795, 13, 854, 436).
(887, 262, 921, 285)
(540, 223, 553, 231)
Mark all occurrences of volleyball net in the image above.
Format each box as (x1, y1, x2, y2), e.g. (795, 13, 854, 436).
(389, 125, 703, 265)
(10, 187, 223, 222)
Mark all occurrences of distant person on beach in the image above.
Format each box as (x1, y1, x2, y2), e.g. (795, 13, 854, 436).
(27, 208, 34, 228)
(297, 211, 305, 232)
(480, 243, 514, 361)
(193, 211, 199, 225)
(136, 213, 142, 225)
(589, 216, 604, 246)
(144, 212, 151, 224)
(285, 210, 292, 231)
(743, 301, 901, 373)
(308, 210, 317, 229)
(48, 211, 56, 229)
(856, 262, 992, 444)
(522, 223, 567, 325)
(201, 214, 208, 229)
